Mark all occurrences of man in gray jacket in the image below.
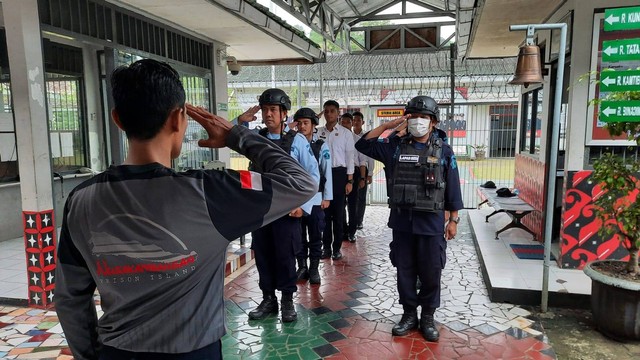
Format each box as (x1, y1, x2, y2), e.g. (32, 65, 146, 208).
(54, 59, 316, 359)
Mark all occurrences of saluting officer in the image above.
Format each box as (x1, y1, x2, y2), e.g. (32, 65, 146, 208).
(355, 96, 463, 342)
(318, 100, 355, 260)
(238, 89, 320, 323)
(292, 108, 333, 285)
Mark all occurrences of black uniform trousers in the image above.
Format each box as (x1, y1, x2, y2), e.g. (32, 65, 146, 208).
(356, 168, 369, 228)
(390, 229, 447, 311)
(300, 205, 325, 260)
(252, 215, 300, 294)
(323, 167, 347, 254)
(346, 171, 362, 237)
(100, 340, 221, 360)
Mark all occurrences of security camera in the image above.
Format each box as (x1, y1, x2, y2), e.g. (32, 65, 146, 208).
(226, 57, 241, 75)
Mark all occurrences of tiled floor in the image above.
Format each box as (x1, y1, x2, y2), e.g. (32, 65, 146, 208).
(0, 206, 569, 359)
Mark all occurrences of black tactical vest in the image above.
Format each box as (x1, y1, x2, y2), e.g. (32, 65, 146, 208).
(389, 135, 446, 212)
(249, 128, 297, 171)
(310, 139, 326, 193)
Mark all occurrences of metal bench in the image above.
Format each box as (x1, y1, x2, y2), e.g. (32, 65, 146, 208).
(477, 187, 537, 240)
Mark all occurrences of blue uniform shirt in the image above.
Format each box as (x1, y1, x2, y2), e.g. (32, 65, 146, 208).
(309, 134, 333, 206)
(265, 126, 320, 215)
(355, 132, 464, 235)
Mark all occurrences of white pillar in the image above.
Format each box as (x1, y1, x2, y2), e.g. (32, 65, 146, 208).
(4, 0, 56, 308)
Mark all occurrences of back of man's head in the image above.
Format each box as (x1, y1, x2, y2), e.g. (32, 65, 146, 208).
(111, 59, 185, 140)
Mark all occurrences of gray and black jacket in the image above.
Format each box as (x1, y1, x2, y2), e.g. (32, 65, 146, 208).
(55, 125, 316, 358)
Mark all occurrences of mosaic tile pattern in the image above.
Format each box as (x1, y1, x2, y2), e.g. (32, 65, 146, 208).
(222, 207, 556, 359)
(0, 207, 556, 359)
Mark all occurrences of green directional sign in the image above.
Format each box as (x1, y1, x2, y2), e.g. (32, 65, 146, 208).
(602, 38, 640, 62)
(600, 70, 640, 91)
(604, 6, 640, 32)
(600, 100, 640, 122)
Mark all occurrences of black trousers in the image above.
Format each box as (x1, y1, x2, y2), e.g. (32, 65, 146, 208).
(346, 171, 362, 237)
(99, 340, 221, 360)
(252, 215, 300, 294)
(390, 230, 447, 311)
(356, 168, 369, 227)
(300, 205, 325, 260)
(323, 167, 347, 254)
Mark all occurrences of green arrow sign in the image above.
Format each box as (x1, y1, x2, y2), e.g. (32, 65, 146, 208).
(604, 6, 640, 31)
(602, 38, 640, 62)
(600, 70, 640, 91)
(600, 100, 640, 122)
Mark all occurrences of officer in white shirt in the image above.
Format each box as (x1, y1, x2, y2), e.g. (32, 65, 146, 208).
(352, 111, 375, 232)
(317, 100, 355, 260)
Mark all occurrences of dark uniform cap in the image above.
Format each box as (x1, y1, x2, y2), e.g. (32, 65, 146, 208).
(293, 107, 319, 125)
(259, 88, 291, 110)
(405, 96, 439, 122)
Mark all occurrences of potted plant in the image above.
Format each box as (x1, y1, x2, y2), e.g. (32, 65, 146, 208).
(582, 69, 640, 340)
(473, 144, 487, 160)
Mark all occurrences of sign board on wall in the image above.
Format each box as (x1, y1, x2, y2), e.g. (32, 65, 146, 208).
(376, 108, 404, 117)
(586, 11, 640, 144)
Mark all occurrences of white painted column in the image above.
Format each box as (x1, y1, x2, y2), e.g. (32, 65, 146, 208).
(212, 43, 231, 167)
(3, 0, 57, 308)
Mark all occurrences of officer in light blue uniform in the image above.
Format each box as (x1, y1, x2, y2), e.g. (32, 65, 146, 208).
(355, 96, 463, 343)
(237, 89, 319, 323)
(292, 108, 333, 285)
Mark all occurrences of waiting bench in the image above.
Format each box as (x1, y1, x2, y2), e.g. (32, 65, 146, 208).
(477, 187, 537, 240)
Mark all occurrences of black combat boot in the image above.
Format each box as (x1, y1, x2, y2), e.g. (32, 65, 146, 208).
(420, 311, 439, 342)
(308, 259, 321, 285)
(391, 310, 418, 336)
(296, 257, 309, 281)
(280, 292, 297, 322)
(248, 291, 278, 320)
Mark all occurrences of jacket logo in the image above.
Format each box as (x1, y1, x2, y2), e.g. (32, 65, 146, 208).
(399, 154, 419, 162)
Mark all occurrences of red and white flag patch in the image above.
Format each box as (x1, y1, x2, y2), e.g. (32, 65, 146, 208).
(238, 170, 263, 191)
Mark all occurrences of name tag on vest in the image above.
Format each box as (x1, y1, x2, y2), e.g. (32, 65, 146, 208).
(399, 154, 419, 162)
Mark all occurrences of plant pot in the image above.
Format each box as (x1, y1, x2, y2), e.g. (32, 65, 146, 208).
(475, 150, 486, 160)
(583, 260, 640, 341)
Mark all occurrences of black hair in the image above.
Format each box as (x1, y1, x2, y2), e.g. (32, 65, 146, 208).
(323, 100, 340, 109)
(341, 113, 354, 120)
(352, 111, 364, 119)
(111, 59, 185, 140)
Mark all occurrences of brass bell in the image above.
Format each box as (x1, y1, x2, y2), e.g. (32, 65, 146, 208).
(509, 45, 543, 88)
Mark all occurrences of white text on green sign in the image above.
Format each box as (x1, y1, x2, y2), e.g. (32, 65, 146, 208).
(604, 6, 640, 31)
(600, 100, 640, 123)
(600, 70, 640, 91)
(602, 39, 640, 62)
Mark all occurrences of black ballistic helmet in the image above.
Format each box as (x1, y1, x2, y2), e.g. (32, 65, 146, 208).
(405, 95, 439, 121)
(259, 88, 291, 110)
(293, 107, 319, 125)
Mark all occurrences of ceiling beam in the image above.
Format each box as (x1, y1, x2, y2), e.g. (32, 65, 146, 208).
(346, 11, 455, 23)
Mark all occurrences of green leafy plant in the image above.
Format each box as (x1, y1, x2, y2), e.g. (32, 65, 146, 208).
(586, 69, 640, 275)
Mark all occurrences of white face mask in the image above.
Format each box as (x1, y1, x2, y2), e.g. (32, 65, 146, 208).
(407, 117, 431, 137)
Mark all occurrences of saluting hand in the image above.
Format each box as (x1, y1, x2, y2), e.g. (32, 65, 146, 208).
(238, 105, 260, 124)
(384, 115, 408, 130)
(186, 104, 232, 148)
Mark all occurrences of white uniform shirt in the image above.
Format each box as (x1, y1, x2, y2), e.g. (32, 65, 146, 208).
(353, 130, 375, 176)
(317, 124, 355, 175)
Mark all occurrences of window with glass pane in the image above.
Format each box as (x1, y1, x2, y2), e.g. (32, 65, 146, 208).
(520, 88, 543, 155)
(46, 74, 87, 172)
(0, 81, 18, 182)
(178, 76, 213, 171)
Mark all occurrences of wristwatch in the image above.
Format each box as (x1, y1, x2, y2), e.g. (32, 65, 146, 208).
(450, 216, 461, 224)
(347, 179, 354, 184)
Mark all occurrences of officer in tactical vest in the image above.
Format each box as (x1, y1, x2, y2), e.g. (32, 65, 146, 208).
(237, 89, 320, 323)
(292, 108, 333, 285)
(355, 96, 463, 342)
